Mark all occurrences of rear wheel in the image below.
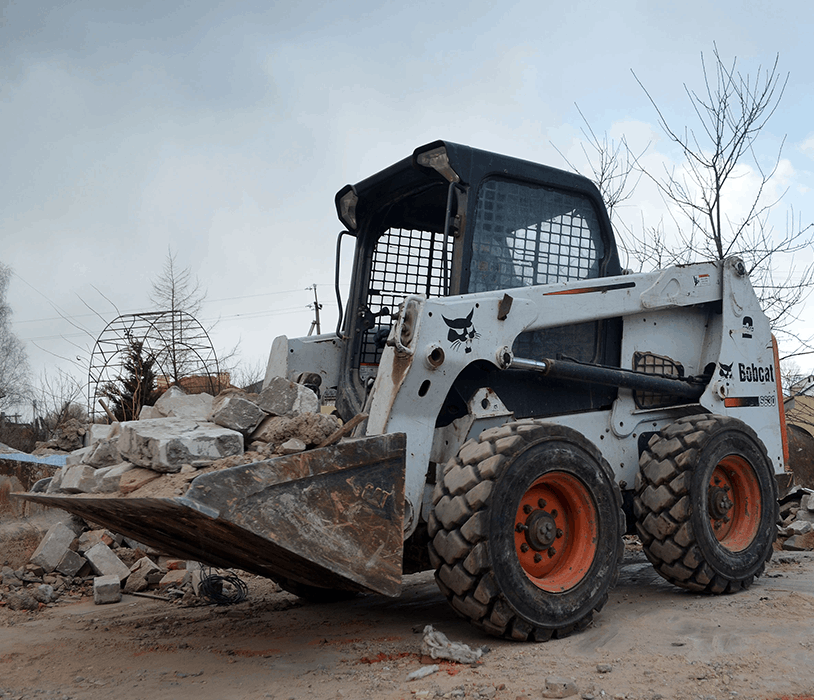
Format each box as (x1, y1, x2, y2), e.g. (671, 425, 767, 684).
(634, 414, 778, 593)
(428, 421, 624, 641)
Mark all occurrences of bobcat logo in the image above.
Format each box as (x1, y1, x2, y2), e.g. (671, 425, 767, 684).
(719, 362, 733, 379)
(443, 309, 480, 353)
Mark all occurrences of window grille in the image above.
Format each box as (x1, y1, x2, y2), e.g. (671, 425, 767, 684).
(361, 227, 453, 365)
(470, 179, 604, 293)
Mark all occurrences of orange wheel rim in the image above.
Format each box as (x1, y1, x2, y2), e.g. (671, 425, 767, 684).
(513, 472, 598, 592)
(708, 455, 761, 552)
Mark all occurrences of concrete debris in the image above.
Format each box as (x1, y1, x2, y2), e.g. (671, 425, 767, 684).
(86, 438, 122, 468)
(93, 574, 122, 604)
(28, 523, 77, 573)
(124, 557, 161, 594)
(93, 462, 135, 493)
(84, 422, 120, 448)
(55, 549, 86, 578)
(541, 676, 578, 699)
(279, 438, 307, 454)
(251, 412, 341, 447)
(119, 467, 162, 494)
(84, 542, 131, 581)
(60, 465, 97, 493)
(406, 665, 440, 681)
(118, 418, 244, 472)
(65, 446, 94, 466)
(420, 625, 483, 664)
(778, 486, 814, 551)
(208, 392, 266, 435)
(258, 376, 319, 417)
(153, 386, 215, 420)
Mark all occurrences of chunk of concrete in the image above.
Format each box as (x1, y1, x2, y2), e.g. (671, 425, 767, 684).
(541, 677, 578, 699)
(154, 386, 214, 420)
(45, 466, 68, 493)
(118, 418, 243, 472)
(61, 465, 98, 493)
(119, 467, 162, 493)
(84, 542, 131, 581)
(85, 422, 120, 447)
(209, 393, 266, 435)
(87, 437, 122, 468)
(65, 446, 94, 466)
(158, 569, 187, 589)
(138, 404, 162, 420)
(55, 549, 86, 577)
(252, 412, 341, 447)
(93, 462, 135, 493)
(93, 575, 122, 604)
(123, 556, 161, 593)
(77, 529, 113, 554)
(788, 520, 813, 535)
(279, 438, 306, 454)
(257, 376, 319, 417)
(29, 523, 76, 573)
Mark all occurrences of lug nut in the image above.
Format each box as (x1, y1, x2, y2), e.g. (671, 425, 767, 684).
(547, 547, 556, 558)
(538, 498, 547, 508)
(515, 523, 527, 532)
(520, 543, 529, 553)
(551, 509, 558, 518)
(534, 553, 542, 563)
(523, 504, 533, 514)
(556, 528, 563, 538)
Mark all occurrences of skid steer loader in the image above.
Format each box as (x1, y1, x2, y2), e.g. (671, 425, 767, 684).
(21, 141, 787, 641)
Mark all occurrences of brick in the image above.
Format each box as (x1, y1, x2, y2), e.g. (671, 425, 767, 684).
(29, 523, 76, 573)
(93, 575, 122, 605)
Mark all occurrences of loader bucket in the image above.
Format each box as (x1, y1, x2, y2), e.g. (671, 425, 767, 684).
(17, 433, 407, 597)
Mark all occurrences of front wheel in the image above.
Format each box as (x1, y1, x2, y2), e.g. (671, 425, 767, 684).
(428, 421, 624, 641)
(634, 414, 778, 593)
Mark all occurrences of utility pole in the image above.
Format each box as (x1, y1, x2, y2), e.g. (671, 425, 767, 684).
(307, 284, 322, 336)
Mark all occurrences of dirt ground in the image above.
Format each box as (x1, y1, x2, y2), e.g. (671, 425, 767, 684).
(2, 528, 814, 700)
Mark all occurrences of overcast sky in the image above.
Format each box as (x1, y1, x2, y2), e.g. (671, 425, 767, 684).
(2, 0, 813, 413)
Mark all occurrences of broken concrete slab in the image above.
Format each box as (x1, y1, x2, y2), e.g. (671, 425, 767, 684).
(87, 438, 122, 468)
(28, 523, 76, 573)
(77, 529, 113, 554)
(138, 405, 162, 420)
(93, 574, 122, 604)
(123, 556, 161, 594)
(119, 467, 162, 494)
(85, 423, 120, 448)
(117, 418, 243, 472)
(93, 462, 134, 493)
(65, 446, 94, 467)
(257, 377, 319, 417)
(158, 569, 187, 589)
(60, 465, 97, 493)
(788, 520, 813, 535)
(251, 412, 341, 447)
(209, 393, 266, 435)
(55, 549, 86, 577)
(154, 386, 214, 420)
(84, 542, 131, 581)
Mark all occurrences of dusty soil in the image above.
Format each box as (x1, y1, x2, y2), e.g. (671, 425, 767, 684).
(2, 530, 814, 700)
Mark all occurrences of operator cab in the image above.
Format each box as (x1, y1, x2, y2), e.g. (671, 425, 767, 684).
(333, 140, 622, 421)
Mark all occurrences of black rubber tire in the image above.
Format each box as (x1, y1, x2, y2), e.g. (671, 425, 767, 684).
(275, 576, 359, 604)
(634, 414, 778, 593)
(428, 421, 624, 642)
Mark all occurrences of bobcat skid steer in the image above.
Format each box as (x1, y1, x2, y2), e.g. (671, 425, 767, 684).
(21, 141, 788, 641)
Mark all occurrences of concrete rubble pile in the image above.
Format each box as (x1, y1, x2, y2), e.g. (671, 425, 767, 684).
(42, 377, 341, 500)
(776, 486, 814, 551)
(0, 514, 223, 610)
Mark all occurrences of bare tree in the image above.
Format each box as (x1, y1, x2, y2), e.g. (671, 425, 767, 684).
(32, 368, 86, 442)
(149, 249, 209, 386)
(631, 46, 814, 347)
(0, 263, 30, 413)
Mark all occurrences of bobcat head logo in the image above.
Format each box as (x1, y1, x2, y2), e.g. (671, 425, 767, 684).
(443, 309, 480, 353)
(719, 362, 733, 379)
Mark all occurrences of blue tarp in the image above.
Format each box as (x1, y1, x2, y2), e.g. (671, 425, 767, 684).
(0, 452, 67, 467)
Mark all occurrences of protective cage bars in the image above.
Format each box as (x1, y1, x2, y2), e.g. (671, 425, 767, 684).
(360, 227, 453, 365)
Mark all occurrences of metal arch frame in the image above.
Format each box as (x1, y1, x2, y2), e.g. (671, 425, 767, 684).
(88, 311, 221, 420)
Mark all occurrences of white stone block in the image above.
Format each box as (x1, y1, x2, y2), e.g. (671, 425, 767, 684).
(93, 575, 121, 604)
(84, 542, 131, 581)
(29, 523, 76, 573)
